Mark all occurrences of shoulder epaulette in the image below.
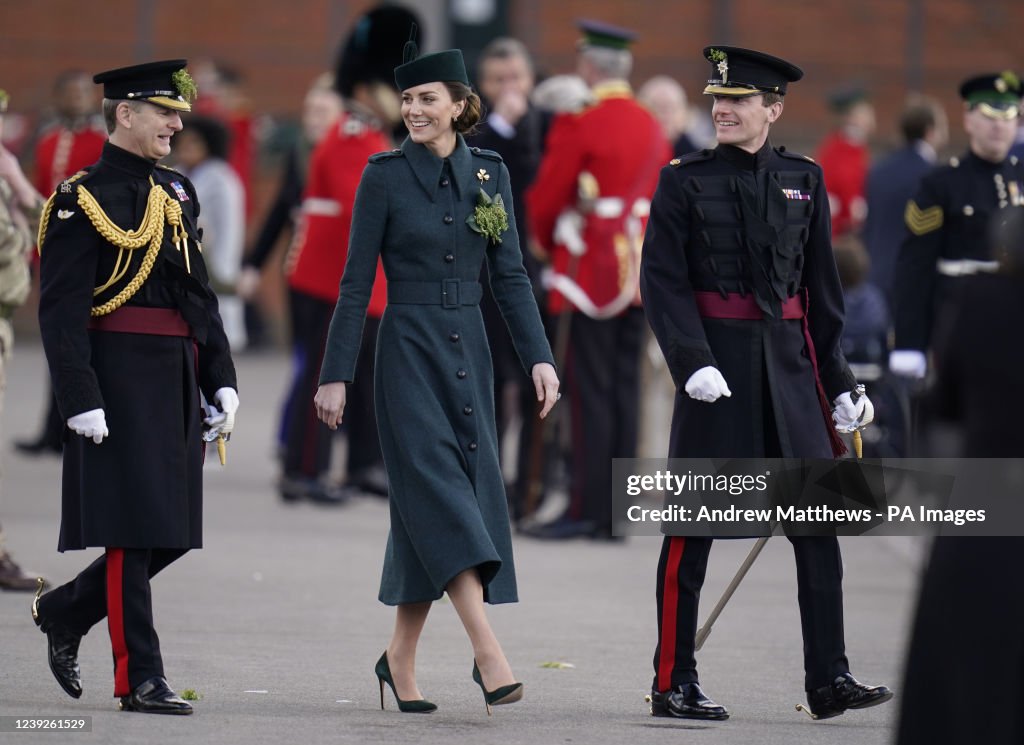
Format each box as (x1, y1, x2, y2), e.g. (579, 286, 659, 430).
(776, 146, 816, 164)
(470, 147, 503, 163)
(340, 116, 369, 137)
(55, 169, 91, 195)
(156, 163, 186, 177)
(38, 170, 91, 252)
(368, 149, 403, 164)
(670, 149, 714, 167)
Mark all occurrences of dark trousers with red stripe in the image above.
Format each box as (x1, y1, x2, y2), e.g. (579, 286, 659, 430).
(282, 289, 383, 480)
(565, 308, 644, 534)
(653, 535, 850, 693)
(283, 289, 336, 479)
(36, 548, 187, 696)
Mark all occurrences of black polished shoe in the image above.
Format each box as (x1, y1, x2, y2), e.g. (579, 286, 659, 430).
(349, 465, 390, 497)
(278, 476, 351, 505)
(649, 683, 729, 720)
(32, 580, 83, 699)
(804, 673, 893, 720)
(119, 677, 193, 715)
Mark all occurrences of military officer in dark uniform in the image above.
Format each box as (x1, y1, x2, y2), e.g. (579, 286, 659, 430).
(897, 210, 1024, 745)
(31, 60, 238, 715)
(640, 46, 891, 720)
(891, 71, 1023, 381)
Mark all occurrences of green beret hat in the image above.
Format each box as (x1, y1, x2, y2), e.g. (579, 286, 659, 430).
(394, 49, 469, 91)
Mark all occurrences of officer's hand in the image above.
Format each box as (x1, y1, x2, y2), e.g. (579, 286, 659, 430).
(889, 349, 927, 379)
(236, 266, 261, 300)
(493, 89, 528, 127)
(684, 366, 732, 403)
(315, 382, 347, 431)
(833, 390, 875, 433)
(205, 387, 239, 436)
(531, 362, 560, 420)
(67, 408, 109, 444)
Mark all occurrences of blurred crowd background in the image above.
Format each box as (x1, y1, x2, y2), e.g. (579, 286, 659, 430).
(2, 0, 1021, 342)
(1, 0, 1022, 513)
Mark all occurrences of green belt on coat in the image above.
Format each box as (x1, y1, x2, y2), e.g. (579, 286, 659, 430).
(387, 279, 483, 308)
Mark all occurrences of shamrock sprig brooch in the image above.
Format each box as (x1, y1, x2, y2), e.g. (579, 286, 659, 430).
(466, 187, 509, 245)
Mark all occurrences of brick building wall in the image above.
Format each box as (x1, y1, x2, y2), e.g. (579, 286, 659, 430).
(3, 0, 1021, 149)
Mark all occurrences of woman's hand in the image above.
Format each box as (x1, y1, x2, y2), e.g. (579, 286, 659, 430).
(314, 382, 347, 430)
(531, 362, 560, 420)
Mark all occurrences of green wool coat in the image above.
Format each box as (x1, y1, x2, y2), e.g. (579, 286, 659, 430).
(319, 135, 554, 605)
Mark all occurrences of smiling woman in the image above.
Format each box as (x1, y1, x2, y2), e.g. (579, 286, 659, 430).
(314, 45, 559, 717)
(400, 79, 481, 157)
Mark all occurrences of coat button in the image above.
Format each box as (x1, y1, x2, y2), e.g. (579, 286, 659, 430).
(440, 178, 450, 187)
(449, 332, 460, 342)
(444, 254, 455, 263)
(457, 369, 467, 379)
(468, 441, 478, 451)
(463, 406, 473, 415)
(443, 214, 454, 224)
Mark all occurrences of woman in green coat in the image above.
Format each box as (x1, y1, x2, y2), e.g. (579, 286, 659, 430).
(315, 48, 559, 713)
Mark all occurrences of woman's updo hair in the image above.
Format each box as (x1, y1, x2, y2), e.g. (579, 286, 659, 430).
(445, 81, 482, 135)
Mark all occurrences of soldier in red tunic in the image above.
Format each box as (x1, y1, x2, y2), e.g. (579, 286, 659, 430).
(17, 71, 106, 456)
(524, 20, 670, 539)
(814, 87, 875, 238)
(278, 5, 417, 503)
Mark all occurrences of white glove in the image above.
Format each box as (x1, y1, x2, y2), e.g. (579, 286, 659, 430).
(684, 366, 732, 403)
(204, 387, 239, 436)
(236, 266, 261, 300)
(889, 349, 927, 379)
(833, 391, 875, 433)
(67, 408, 109, 444)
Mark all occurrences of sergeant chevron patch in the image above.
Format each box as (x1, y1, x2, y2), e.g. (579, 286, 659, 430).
(904, 200, 943, 235)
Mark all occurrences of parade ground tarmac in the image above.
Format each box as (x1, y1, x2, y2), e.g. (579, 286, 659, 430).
(1, 342, 920, 744)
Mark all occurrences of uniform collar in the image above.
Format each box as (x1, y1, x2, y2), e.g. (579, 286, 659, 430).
(716, 140, 774, 171)
(100, 141, 157, 178)
(965, 148, 1009, 169)
(591, 80, 633, 101)
(401, 133, 474, 201)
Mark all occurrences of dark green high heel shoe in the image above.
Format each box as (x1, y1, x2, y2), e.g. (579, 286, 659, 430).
(472, 660, 523, 715)
(374, 651, 437, 713)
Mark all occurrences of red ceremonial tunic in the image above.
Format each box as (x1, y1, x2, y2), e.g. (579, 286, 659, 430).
(287, 113, 389, 317)
(526, 82, 670, 315)
(33, 122, 107, 195)
(815, 131, 869, 238)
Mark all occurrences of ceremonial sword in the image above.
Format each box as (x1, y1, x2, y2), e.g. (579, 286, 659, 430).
(695, 384, 868, 652)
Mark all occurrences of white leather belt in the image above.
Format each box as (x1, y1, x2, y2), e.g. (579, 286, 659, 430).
(303, 197, 342, 217)
(590, 197, 651, 219)
(936, 258, 999, 276)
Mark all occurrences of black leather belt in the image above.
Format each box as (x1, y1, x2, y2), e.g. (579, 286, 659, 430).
(387, 279, 483, 309)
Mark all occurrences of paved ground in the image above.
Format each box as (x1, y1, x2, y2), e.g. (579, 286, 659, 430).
(0, 342, 923, 744)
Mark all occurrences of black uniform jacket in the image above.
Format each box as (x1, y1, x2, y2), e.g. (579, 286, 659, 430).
(640, 142, 855, 458)
(894, 151, 1024, 351)
(38, 142, 236, 550)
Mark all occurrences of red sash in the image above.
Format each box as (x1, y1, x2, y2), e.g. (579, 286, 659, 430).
(694, 291, 847, 457)
(87, 306, 192, 337)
